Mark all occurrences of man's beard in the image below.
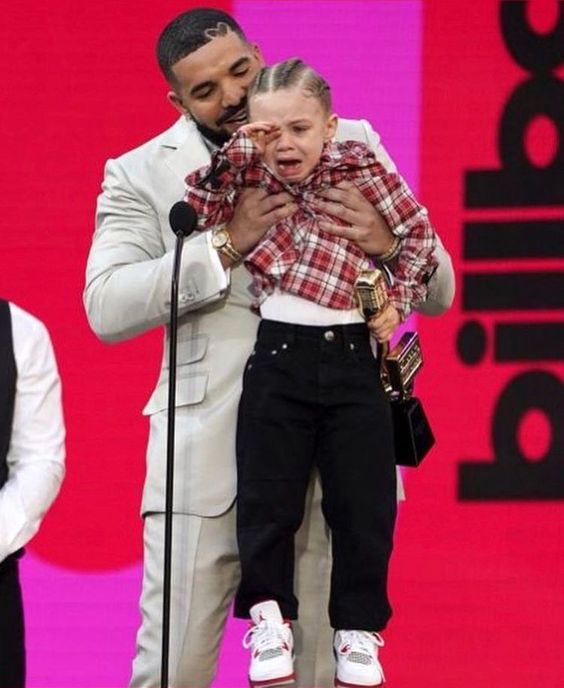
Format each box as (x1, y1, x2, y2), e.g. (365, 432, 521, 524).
(193, 118, 231, 148)
(192, 98, 248, 148)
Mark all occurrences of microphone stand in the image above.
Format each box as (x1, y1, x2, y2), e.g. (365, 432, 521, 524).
(161, 231, 183, 688)
(161, 202, 197, 688)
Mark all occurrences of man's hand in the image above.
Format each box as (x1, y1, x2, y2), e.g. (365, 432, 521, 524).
(368, 303, 401, 343)
(314, 180, 396, 256)
(227, 187, 297, 257)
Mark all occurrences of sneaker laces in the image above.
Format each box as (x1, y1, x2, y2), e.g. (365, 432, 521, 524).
(243, 619, 292, 659)
(337, 630, 384, 665)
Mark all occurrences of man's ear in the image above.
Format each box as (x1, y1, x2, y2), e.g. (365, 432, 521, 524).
(167, 90, 189, 117)
(325, 113, 338, 141)
(251, 42, 266, 68)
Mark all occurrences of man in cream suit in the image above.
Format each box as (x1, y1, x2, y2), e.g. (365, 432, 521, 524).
(84, 8, 454, 688)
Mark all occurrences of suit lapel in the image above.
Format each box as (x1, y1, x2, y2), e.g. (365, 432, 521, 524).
(163, 118, 212, 182)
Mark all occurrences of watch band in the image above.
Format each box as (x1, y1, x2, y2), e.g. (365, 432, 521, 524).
(218, 240, 243, 263)
(212, 227, 243, 263)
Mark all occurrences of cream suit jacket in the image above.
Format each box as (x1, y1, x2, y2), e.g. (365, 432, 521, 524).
(84, 116, 454, 518)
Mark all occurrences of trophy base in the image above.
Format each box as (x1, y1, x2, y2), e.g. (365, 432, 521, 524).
(392, 396, 435, 467)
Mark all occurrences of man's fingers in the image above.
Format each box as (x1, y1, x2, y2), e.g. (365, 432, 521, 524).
(238, 188, 290, 213)
(314, 196, 364, 225)
(234, 188, 296, 233)
(262, 201, 298, 224)
(327, 202, 356, 224)
(239, 187, 269, 203)
(319, 220, 361, 241)
(259, 191, 295, 214)
(317, 187, 348, 204)
(334, 179, 354, 191)
(318, 181, 364, 207)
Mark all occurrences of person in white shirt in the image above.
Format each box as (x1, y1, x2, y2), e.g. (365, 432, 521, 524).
(0, 300, 65, 688)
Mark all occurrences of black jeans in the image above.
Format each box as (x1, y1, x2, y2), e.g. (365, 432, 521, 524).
(0, 554, 25, 688)
(234, 320, 397, 631)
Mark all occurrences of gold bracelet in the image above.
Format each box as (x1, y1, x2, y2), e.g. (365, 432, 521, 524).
(376, 236, 401, 263)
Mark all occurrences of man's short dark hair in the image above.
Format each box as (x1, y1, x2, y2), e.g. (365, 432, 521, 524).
(157, 7, 247, 86)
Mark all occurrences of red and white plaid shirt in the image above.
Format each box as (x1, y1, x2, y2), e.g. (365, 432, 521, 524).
(185, 130, 437, 319)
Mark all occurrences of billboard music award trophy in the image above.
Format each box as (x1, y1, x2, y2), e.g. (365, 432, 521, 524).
(354, 269, 435, 466)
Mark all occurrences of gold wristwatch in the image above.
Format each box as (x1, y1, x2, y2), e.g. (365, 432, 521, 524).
(211, 226, 243, 263)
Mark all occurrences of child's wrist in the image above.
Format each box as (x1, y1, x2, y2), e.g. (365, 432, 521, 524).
(375, 236, 401, 263)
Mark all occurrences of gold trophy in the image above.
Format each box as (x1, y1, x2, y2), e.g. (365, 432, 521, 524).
(385, 332, 423, 398)
(354, 269, 423, 398)
(354, 269, 389, 320)
(354, 269, 434, 466)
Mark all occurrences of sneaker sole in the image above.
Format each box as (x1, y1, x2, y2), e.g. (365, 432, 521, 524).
(249, 673, 296, 688)
(334, 677, 384, 688)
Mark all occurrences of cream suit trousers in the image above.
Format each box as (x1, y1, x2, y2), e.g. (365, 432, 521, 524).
(130, 475, 334, 688)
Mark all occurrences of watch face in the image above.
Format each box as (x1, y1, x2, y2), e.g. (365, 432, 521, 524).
(212, 229, 228, 249)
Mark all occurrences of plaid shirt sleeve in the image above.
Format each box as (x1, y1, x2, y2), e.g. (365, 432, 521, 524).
(184, 130, 262, 231)
(355, 164, 438, 320)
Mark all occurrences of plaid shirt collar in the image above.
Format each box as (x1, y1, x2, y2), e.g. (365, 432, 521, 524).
(255, 140, 376, 195)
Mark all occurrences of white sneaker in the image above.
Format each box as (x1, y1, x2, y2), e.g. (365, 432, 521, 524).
(334, 630, 385, 687)
(243, 600, 295, 687)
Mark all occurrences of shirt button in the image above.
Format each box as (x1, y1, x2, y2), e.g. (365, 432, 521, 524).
(324, 330, 335, 342)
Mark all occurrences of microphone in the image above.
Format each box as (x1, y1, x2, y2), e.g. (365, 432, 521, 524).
(169, 201, 198, 237)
